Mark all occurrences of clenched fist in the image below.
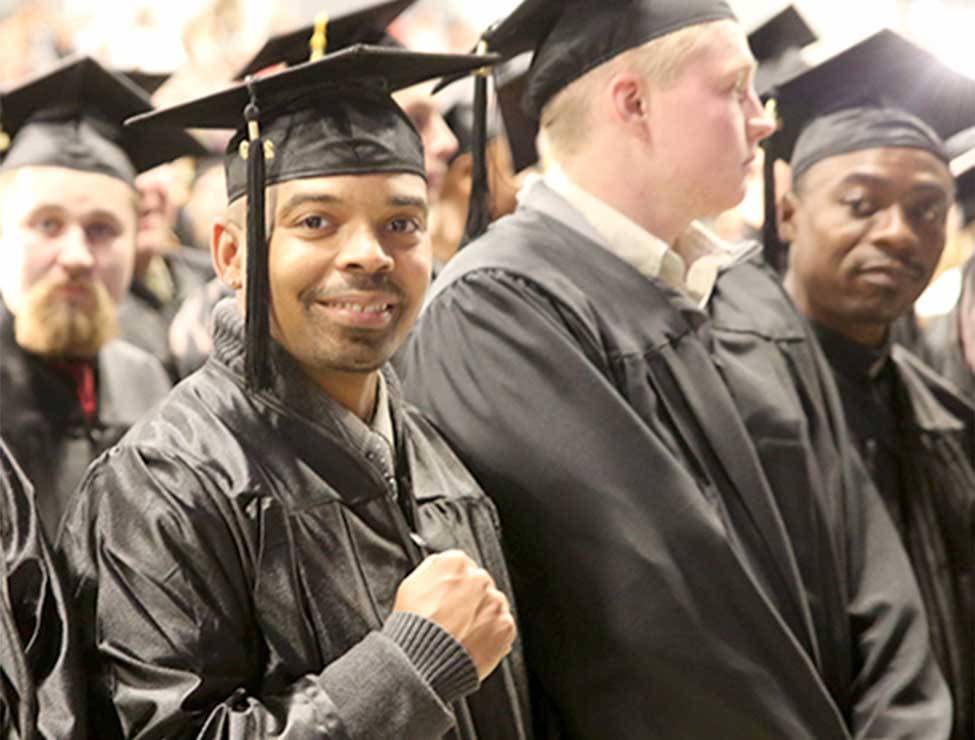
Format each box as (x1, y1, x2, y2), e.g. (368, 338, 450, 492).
(393, 550, 516, 681)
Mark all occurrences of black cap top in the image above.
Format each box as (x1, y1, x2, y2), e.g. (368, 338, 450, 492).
(119, 69, 171, 96)
(465, 0, 736, 119)
(0, 56, 206, 185)
(947, 127, 975, 227)
(234, 0, 416, 79)
(130, 44, 497, 201)
(771, 30, 975, 169)
(747, 5, 816, 97)
(761, 29, 975, 271)
(127, 44, 495, 391)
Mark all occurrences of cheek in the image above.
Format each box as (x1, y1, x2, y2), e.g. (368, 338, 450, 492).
(402, 242, 432, 291)
(94, 238, 136, 302)
(270, 241, 324, 296)
(9, 232, 57, 287)
(917, 235, 946, 274)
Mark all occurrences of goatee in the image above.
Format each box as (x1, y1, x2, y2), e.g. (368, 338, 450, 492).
(15, 273, 119, 358)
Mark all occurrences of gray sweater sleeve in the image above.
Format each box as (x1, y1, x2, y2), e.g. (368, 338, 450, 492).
(315, 613, 480, 739)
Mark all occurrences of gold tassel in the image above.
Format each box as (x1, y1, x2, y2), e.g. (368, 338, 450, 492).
(309, 11, 330, 61)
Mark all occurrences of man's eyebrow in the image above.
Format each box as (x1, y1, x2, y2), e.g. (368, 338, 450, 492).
(388, 195, 428, 211)
(722, 56, 757, 79)
(277, 193, 343, 219)
(837, 171, 952, 197)
(87, 209, 124, 224)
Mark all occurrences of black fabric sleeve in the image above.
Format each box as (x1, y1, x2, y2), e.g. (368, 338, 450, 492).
(57, 447, 459, 740)
(1, 438, 85, 740)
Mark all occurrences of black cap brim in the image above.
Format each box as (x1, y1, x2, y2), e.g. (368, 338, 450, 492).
(130, 45, 500, 131)
(1, 55, 206, 178)
(770, 29, 975, 165)
(747, 5, 817, 98)
(948, 127, 975, 226)
(234, 0, 416, 79)
(119, 69, 172, 96)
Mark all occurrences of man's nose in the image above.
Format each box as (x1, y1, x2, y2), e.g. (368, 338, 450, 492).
(872, 204, 920, 258)
(334, 224, 394, 273)
(746, 91, 776, 145)
(57, 226, 95, 276)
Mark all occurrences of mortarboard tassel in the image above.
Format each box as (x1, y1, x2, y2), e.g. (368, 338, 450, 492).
(0, 94, 9, 154)
(242, 78, 272, 390)
(309, 11, 330, 62)
(460, 41, 492, 248)
(761, 97, 785, 274)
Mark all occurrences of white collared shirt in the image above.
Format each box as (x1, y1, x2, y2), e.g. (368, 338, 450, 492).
(543, 164, 740, 307)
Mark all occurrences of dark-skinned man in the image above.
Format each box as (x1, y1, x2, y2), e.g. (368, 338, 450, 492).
(58, 44, 530, 739)
(776, 42, 975, 740)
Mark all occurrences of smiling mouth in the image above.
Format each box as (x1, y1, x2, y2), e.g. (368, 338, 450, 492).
(322, 300, 395, 313)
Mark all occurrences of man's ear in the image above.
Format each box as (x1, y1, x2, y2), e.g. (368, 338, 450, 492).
(608, 71, 649, 138)
(212, 217, 243, 291)
(778, 191, 800, 244)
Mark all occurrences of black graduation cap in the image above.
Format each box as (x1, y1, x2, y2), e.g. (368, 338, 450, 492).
(762, 29, 975, 269)
(947, 127, 975, 227)
(747, 4, 816, 98)
(444, 0, 737, 244)
(119, 69, 171, 96)
(0, 56, 206, 185)
(128, 44, 497, 391)
(438, 76, 500, 162)
(234, 0, 415, 79)
(494, 53, 538, 173)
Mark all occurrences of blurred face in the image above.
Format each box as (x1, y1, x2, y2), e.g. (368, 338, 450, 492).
(394, 82, 458, 202)
(646, 20, 772, 217)
(135, 164, 181, 262)
(782, 147, 954, 346)
(184, 162, 227, 251)
(260, 173, 431, 388)
(0, 167, 137, 356)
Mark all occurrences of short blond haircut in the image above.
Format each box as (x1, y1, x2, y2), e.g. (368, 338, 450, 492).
(540, 21, 720, 162)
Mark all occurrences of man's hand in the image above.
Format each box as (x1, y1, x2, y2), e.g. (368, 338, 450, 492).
(393, 550, 516, 681)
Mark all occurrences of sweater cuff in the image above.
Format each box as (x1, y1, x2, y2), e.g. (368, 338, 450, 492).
(382, 611, 480, 704)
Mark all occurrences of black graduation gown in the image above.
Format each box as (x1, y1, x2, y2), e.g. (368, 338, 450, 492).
(1, 439, 84, 739)
(815, 325, 975, 740)
(0, 306, 172, 540)
(401, 182, 949, 740)
(58, 302, 532, 740)
(915, 256, 974, 402)
(117, 248, 214, 377)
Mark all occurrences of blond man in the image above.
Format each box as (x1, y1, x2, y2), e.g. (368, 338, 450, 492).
(403, 1, 949, 737)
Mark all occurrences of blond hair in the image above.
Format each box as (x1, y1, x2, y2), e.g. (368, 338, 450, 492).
(540, 21, 720, 162)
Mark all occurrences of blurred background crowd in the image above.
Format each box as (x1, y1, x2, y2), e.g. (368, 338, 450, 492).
(0, 0, 972, 367)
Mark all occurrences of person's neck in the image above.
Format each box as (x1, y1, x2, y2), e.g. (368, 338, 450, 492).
(559, 154, 691, 247)
(783, 272, 888, 349)
(133, 250, 156, 281)
(305, 366, 380, 422)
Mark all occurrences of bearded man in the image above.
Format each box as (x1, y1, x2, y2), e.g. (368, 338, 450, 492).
(0, 57, 201, 537)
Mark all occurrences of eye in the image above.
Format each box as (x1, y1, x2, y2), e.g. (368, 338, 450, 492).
(86, 220, 120, 243)
(730, 70, 750, 100)
(843, 197, 877, 218)
(388, 217, 421, 235)
(33, 214, 64, 237)
(297, 214, 329, 231)
(909, 201, 947, 227)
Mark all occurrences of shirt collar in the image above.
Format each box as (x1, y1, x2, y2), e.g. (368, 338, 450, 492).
(542, 164, 739, 306)
(813, 321, 892, 382)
